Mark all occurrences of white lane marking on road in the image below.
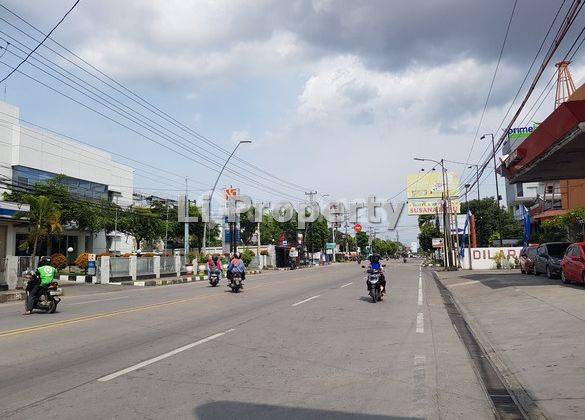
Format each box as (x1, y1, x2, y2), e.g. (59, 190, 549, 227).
(416, 313, 424, 333)
(412, 355, 427, 417)
(97, 328, 235, 382)
(341, 282, 353, 288)
(417, 276, 423, 306)
(448, 280, 480, 288)
(292, 295, 321, 307)
(68, 296, 129, 306)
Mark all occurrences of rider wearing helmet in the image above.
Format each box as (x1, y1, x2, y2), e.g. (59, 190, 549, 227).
(366, 254, 386, 294)
(206, 255, 223, 281)
(227, 252, 246, 283)
(24, 256, 57, 315)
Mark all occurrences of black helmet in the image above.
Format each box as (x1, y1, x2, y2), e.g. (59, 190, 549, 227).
(234, 252, 241, 259)
(369, 254, 380, 263)
(212, 255, 219, 262)
(39, 256, 51, 267)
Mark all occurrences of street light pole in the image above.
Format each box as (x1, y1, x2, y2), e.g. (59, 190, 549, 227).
(481, 133, 503, 246)
(414, 157, 451, 268)
(468, 164, 481, 201)
(202, 140, 252, 255)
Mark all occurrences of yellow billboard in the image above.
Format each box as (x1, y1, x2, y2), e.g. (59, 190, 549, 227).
(406, 172, 459, 199)
(407, 200, 461, 215)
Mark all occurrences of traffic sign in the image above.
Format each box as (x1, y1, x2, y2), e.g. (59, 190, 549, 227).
(354, 224, 362, 233)
(325, 242, 336, 250)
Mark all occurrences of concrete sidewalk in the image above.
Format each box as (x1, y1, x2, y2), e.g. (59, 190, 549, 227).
(436, 269, 585, 419)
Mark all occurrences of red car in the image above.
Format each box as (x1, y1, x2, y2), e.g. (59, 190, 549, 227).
(560, 242, 585, 284)
(519, 245, 538, 274)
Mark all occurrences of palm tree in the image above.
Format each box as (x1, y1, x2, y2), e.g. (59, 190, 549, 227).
(15, 195, 63, 268)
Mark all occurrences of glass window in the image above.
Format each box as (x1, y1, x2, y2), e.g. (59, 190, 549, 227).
(547, 243, 570, 258)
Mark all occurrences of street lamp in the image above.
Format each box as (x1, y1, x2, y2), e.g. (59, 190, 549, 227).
(467, 165, 481, 201)
(202, 140, 252, 254)
(480, 133, 503, 246)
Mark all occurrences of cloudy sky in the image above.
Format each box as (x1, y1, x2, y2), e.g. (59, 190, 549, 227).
(1, 0, 584, 243)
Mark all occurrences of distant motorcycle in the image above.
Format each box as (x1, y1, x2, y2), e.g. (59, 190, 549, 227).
(228, 273, 243, 293)
(403, 257, 407, 263)
(25, 279, 61, 313)
(209, 272, 219, 287)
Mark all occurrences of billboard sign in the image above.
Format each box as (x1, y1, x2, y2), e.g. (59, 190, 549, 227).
(432, 238, 444, 248)
(407, 172, 459, 199)
(407, 200, 460, 215)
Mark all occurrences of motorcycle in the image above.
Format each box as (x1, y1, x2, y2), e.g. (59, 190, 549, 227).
(365, 269, 383, 303)
(209, 272, 220, 287)
(25, 280, 62, 313)
(403, 257, 407, 263)
(228, 273, 243, 293)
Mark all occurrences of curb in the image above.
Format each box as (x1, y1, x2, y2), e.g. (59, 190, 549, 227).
(109, 270, 263, 287)
(430, 269, 545, 419)
(0, 290, 26, 304)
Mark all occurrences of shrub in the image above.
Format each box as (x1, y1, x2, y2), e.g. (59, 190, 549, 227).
(75, 253, 90, 270)
(187, 251, 197, 262)
(50, 253, 68, 270)
(198, 254, 209, 264)
(242, 249, 255, 266)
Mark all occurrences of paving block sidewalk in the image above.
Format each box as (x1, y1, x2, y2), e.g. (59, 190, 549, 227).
(435, 269, 585, 419)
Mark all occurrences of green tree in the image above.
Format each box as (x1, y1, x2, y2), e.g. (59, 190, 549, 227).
(461, 198, 522, 246)
(356, 231, 369, 252)
(15, 195, 63, 265)
(239, 210, 258, 245)
(418, 215, 440, 253)
(117, 207, 165, 250)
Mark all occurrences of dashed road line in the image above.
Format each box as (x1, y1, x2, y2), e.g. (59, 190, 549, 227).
(340, 282, 353, 288)
(292, 295, 321, 307)
(418, 276, 423, 306)
(416, 312, 424, 333)
(411, 354, 427, 418)
(97, 329, 235, 382)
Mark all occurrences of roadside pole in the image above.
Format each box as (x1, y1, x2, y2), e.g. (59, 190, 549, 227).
(184, 177, 189, 256)
(465, 186, 472, 270)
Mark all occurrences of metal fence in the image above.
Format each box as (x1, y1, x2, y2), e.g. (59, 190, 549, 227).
(160, 256, 176, 275)
(110, 258, 130, 278)
(136, 257, 155, 276)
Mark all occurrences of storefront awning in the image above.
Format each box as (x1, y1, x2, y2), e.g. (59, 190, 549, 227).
(501, 100, 585, 183)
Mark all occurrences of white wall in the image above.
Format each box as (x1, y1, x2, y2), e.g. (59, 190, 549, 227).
(0, 100, 134, 203)
(461, 247, 523, 270)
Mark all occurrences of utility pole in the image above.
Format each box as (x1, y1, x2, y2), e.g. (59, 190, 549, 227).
(482, 133, 503, 246)
(305, 191, 317, 263)
(464, 184, 473, 270)
(468, 164, 481, 201)
(184, 177, 189, 256)
(164, 199, 170, 252)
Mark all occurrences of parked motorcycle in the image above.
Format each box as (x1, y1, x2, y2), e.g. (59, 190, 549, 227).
(209, 272, 220, 287)
(229, 273, 243, 293)
(25, 280, 62, 313)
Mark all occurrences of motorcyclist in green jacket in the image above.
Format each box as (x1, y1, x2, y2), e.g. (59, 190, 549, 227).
(24, 256, 57, 315)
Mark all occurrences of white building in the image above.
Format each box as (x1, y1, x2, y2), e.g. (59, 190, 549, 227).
(0, 100, 135, 261)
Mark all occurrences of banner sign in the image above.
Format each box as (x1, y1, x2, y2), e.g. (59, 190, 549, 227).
(432, 238, 444, 248)
(407, 200, 460, 215)
(460, 247, 523, 270)
(406, 172, 460, 199)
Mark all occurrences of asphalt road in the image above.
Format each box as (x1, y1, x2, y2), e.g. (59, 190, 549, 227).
(0, 262, 494, 419)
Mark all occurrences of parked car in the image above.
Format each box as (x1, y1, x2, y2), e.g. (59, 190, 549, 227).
(519, 245, 539, 274)
(560, 242, 585, 284)
(534, 242, 571, 279)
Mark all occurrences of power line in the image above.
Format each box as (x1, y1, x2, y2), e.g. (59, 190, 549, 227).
(0, 0, 80, 84)
(0, 4, 313, 193)
(461, 0, 518, 182)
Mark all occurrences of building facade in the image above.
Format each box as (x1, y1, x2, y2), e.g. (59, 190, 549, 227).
(0, 100, 135, 261)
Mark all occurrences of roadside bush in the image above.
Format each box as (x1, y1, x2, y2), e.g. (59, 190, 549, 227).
(50, 253, 68, 270)
(198, 254, 209, 264)
(75, 253, 90, 270)
(242, 249, 255, 266)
